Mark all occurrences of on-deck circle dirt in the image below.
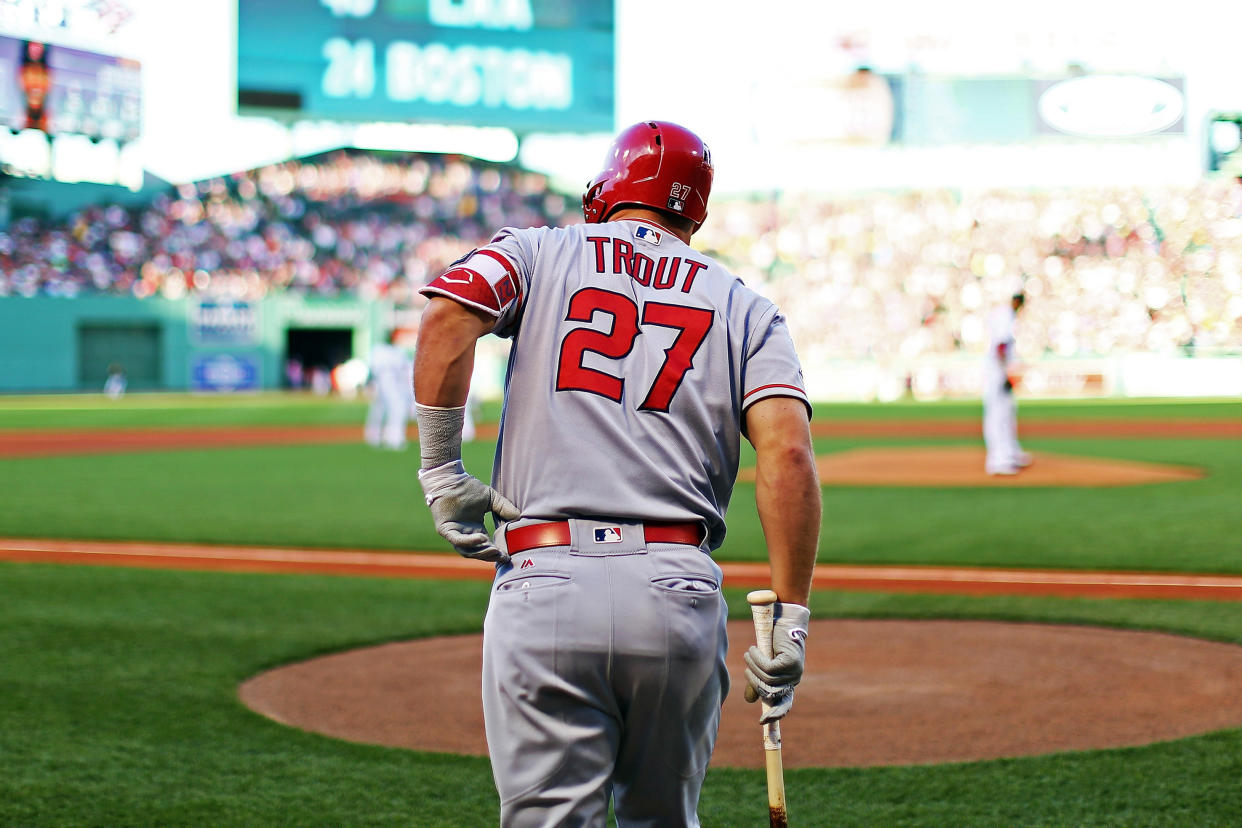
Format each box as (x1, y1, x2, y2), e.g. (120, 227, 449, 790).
(239, 619, 1242, 768)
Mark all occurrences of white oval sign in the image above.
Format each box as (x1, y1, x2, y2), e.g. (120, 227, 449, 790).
(1039, 75, 1184, 137)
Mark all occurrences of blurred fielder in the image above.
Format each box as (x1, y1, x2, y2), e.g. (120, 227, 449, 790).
(364, 329, 414, 450)
(983, 289, 1032, 474)
(413, 121, 821, 826)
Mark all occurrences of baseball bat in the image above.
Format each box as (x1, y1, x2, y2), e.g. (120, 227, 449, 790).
(747, 588, 789, 828)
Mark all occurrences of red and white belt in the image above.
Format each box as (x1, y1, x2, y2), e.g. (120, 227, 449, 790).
(505, 520, 703, 554)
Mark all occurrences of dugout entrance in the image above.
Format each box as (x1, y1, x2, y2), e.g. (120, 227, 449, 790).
(284, 327, 354, 389)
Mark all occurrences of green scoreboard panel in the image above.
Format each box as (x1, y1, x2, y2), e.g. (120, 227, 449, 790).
(236, 0, 614, 133)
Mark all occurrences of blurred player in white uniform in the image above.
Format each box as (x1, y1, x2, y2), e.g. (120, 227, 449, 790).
(364, 330, 414, 450)
(462, 388, 478, 442)
(412, 121, 821, 826)
(983, 291, 1031, 474)
(103, 363, 127, 400)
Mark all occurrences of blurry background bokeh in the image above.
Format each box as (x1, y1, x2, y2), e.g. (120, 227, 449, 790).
(1, 0, 1239, 401)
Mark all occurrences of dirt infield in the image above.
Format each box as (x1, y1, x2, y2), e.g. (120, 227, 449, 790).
(6, 538, 1242, 601)
(239, 619, 1242, 768)
(800, 446, 1203, 487)
(0, 425, 362, 457)
(0, 416, 1237, 459)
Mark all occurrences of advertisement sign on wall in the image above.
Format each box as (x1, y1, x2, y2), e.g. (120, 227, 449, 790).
(191, 299, 260, 346)
(190, 353, 261, 392)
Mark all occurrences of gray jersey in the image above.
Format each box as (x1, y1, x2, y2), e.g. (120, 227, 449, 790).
(421, 218, 808, 550)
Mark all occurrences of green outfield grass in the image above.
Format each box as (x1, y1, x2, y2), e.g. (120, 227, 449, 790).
(0, 394, 1239, 573)
(0, 391, 370, 429)
(1, 391, 1238, 427)
(2, 393, 1242, 826)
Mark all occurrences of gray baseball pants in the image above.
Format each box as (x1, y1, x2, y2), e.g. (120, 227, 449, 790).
(483, 518, 730, 827)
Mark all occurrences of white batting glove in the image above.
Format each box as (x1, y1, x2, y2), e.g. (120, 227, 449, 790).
(417, 460, 520, 564)
(743, 602, 810, 724)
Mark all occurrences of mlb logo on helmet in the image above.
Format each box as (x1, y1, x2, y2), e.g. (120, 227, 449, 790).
(667, 182, 692, 214)
(594, 526, 623, 543)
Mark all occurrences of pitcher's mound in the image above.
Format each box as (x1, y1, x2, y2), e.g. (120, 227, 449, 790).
(239, 620, 1242, 768)
(765, 447, 1202, 487)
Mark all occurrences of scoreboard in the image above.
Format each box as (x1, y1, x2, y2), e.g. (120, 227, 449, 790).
(0, 34, 141, 142)
(237, 0, 615, 133)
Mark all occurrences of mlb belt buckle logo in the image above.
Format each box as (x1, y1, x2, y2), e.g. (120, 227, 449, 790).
(593, 526, 623, 544)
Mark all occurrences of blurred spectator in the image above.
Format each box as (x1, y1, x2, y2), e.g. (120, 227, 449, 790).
(284, 357, 304, 389)
(309, 366, 332, 396)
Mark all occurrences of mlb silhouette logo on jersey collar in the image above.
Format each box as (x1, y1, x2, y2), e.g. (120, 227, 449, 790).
(633, 224, 662, 244)
(594, 526, 623, 543)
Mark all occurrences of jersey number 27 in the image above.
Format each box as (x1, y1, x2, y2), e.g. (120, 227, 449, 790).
(556, 287, 713, 412)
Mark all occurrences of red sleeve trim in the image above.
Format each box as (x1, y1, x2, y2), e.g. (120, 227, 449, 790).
(744, 383, 806, 401)
(474, 248, 522, 308)
(742, 384, 813, 418)
(420, 267, 501, 314)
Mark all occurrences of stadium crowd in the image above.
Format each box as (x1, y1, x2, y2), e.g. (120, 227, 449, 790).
(700, 178, 1242, 361)
(0, 150, 571, 306)
(1, 149, 1240, 361)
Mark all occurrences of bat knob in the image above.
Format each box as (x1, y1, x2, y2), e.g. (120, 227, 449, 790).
(747, 589, 779, 607)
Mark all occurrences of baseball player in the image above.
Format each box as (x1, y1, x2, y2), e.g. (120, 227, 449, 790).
(364, 330, 414, 450)
(103, 363, 127, 400)
(413, 121, 821, 827)
(462, 389, 478, 442)
(983, 290, 1032, 474)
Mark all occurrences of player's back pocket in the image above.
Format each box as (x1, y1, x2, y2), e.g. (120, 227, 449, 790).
(494, 572, 572, 593)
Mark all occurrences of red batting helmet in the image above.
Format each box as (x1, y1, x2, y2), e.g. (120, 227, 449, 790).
(582, 121, 714, 230)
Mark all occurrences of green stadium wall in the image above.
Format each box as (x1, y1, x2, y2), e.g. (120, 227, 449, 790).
(2, 296, 1236, 399)
(0, 296, 400, 393)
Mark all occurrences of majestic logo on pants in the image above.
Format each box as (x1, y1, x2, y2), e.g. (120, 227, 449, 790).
(594, 527, 622, 543)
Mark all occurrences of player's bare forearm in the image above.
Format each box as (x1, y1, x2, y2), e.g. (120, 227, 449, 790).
(754, 449, 820, 606)
(413, 297, 494, 407)
(745, 397, 821, 607)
